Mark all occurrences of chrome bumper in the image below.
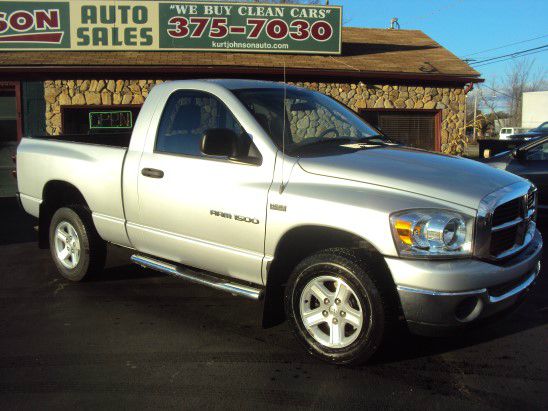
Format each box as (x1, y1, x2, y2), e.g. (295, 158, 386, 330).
(386, 229, 542, 333)
(397, 262, 539, 328)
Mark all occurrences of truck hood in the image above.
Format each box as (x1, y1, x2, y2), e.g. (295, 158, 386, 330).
(298, 147, 523, 209)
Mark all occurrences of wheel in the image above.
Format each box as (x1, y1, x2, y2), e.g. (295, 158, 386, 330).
(285, 248, 390, 365)
(49, 206, 106, 281)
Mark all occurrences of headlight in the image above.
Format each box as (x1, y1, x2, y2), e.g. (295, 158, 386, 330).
(390, 209, 473, 258)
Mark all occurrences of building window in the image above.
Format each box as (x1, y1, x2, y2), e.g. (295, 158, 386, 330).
(0, 88, 17, 143)
(360, 109, 440, 151)
(61, 105, 141, 134)
(0, 84, 18, 197)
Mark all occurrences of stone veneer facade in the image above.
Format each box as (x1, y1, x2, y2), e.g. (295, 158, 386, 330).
(44, 79, 466, 154)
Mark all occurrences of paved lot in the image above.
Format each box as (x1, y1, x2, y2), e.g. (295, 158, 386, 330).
(0, 197, 546, 410)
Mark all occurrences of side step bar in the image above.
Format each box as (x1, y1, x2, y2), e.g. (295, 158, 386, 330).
(130, 254, 263, 300)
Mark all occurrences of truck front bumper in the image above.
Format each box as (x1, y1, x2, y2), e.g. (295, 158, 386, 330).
(384, 229, 542, 335)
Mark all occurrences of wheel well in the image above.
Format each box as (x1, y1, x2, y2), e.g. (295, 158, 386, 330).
(262, 225, 388, 328)
(38, 181, 89, 248)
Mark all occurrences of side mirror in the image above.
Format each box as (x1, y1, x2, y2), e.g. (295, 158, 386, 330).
(200, 128, 239, 158)
(511, 147, 525, 161)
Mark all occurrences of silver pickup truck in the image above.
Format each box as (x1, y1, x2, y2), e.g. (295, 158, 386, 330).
(17, 80, 542, 365)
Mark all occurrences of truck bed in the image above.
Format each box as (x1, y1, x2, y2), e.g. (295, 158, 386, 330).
(16, 136, 130, 246)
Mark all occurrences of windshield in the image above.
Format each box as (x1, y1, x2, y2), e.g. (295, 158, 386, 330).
(233, 87, 388, 155)
(533, 122, 548, 131)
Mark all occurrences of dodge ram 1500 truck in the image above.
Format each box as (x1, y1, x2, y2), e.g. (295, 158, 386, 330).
(17, 80, 542, 365)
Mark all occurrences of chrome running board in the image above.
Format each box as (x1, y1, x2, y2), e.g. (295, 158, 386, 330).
(130, 254, 263, 300)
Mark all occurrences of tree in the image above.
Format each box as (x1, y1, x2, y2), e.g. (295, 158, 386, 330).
(476, 80, 505, 136)
(467, 59, 546, 137)
(466, 86, 510, 139)
(501, 59, 546, 126)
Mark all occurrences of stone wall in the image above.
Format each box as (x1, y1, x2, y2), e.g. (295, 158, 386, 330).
(44, 79, 164, 135)
(44, 79, 465, 153)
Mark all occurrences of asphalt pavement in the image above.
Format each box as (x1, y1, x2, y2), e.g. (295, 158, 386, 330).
(0, 197, 546, 410)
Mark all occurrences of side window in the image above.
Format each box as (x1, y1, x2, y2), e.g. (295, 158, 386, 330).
(155, 90, 244, 157)
(525, 143, 548, 161)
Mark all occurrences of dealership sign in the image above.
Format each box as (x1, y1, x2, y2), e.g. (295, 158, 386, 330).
(0, 1, 342, 54)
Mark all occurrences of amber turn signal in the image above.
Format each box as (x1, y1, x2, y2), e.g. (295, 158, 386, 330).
(395, 220, 412, 245)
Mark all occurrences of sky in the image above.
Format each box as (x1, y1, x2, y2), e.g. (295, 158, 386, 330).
(329, 0, 548, 85)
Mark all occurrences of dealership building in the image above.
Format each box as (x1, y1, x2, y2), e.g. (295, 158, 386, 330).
(0, 1, 482, 195)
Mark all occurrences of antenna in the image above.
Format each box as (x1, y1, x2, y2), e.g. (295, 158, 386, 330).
(279, 58, 287, 194)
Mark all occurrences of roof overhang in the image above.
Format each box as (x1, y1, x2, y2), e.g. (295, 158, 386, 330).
(0, 64, 483, 85)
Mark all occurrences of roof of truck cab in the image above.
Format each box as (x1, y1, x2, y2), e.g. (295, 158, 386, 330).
(0, 27, 481, 84)
(159, 79, 300, 91)
(205, 79, 298, 90)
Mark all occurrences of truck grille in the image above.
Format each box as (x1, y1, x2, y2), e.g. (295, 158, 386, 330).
(492, 198, 521, 227)
(527, 190, 536, 210)
(487, 187, 536, 259)
(490, 225, 519, 255)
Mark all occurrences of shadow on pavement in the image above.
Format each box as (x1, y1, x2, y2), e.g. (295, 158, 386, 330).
(374, 299, 546, 365)
(93, 246, 164, 282)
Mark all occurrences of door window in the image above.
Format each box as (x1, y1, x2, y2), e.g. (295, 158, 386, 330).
(156, 90, 244, 157)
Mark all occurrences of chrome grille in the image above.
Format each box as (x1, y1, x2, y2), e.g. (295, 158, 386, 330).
(490, 225, 519, 255)
(491, 197, 521, 227)
(527, 189, 537, 215)
(475, 182, 537, 260)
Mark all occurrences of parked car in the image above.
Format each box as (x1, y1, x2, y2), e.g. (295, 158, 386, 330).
(508, 121, 548, 141)
(499, 127, 528, 140)
(484, 136, 548, 214)
(16, 80, 542, 365)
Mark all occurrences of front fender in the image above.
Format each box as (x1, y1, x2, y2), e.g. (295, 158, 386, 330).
(265, 165, 476, 262)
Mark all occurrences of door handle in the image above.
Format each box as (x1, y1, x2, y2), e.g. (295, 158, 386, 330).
(141, 168, 164, 178)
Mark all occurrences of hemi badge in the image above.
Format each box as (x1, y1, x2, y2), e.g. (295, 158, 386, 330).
(270, 204, 287, 212)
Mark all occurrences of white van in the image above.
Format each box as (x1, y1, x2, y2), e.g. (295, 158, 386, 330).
(500, 127, 527, 140)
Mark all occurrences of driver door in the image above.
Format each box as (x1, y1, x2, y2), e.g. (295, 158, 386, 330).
(127, 89, 272, 284)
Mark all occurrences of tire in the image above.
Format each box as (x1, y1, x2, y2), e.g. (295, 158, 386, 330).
(285, 248, 392, 365)
(49, 206, 106, 281)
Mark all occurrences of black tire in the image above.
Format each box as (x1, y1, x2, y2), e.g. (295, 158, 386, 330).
(49, 206, 106, 281)
(285, 248, 393, 365)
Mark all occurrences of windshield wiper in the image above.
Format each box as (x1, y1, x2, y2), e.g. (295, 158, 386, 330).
(356, 134, 387, 142)
(289, 135, 398, 155)
(356, 135, 399, 146)
(291, 137, 354, 152)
